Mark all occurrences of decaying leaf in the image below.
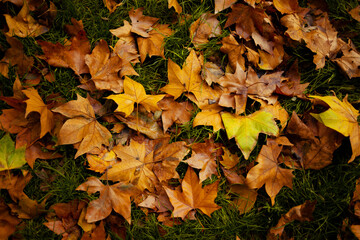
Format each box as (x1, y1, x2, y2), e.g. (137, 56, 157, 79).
(52, 94, 112, 158)
(103, 140, 157, 191)
(164, 166, 221, 219)
(269, 200, 316, 237)
(0, 199, 21, 240)
(245, 142, 294, 205)
(189, 12, 221, 47)
(4, 2, 49, 37)
(76, 177, 134, 223)
(85, 39, 124, 93)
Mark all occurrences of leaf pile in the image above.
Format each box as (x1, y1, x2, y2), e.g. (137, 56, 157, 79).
(0, 0, 360, 239)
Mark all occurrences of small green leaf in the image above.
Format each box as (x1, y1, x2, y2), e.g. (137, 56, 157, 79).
(0, 134, 26, 171)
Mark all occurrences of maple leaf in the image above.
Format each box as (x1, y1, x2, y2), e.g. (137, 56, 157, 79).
(269, 200, 316, 237)
(52, 94, 112, 158)
(151, 139, 189, 182)
(224, 4, 268, 40)
(164, 166, 221, 220)
(0, 36, 34, 77)
(189, 12, 222, 47)
(161, 50, 216, 102)
(103, 140, 157, 191)
(220, 34, 246, 71)
(186, 140, 221, 182)
(245, 142, 294, 205)
(0, 134, 26, 171)
(76, 177, 134, 223)
(22, 87, 54, 138)
(158, 97, 194, 133)
(221, 110, 279, 159)
(187, 94, 224, 132)
(349, 5, 360, 22)
(4, 2, 48, 37)
(129, 8, 159, 38)
(37, 30, 91, 75)
(106, 76, 165, 117)
(333, 42, 360, 78)
(310, 95, 360, 162)
(137, 23, 173, 62)
(85, 39, 124, 93)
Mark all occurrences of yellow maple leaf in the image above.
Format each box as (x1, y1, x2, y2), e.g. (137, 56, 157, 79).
(310, 95, 360, 162)
(106, 76, 165, 117)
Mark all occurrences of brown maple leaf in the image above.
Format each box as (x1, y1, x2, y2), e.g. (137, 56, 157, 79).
(164, 166, 221, 220)
(38, 30, 90, 75)
(137, 23, 173, 62)
(189, 12, 222, 47)
(0, 36, 34, 77)
(85, 39, 124, 93)
(245, 142, 294, 205)
(129, 8, 159, 38)
(214, 0, 237, 13)
(76, 177, 135, 223)
(186, 139, 221, 182)
(158, 97, 194, 133)
(220, 34, 246, 71)
(52, 94, 112, 158)
(4, 2, 48, 37)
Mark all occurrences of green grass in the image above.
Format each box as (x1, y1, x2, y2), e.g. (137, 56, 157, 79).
(1, 0, 360, 239)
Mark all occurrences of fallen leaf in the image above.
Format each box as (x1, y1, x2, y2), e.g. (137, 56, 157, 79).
(25, 142, 62, 168)
(189, 12, 221, 47)
(164, 166, 221, 219)
(161, 50, 216, 102)
(310, 95, 360, 162)
(129, 8, 159, 38)
(245, 142, 294, 205)
(201, 61, 224, 86)
(220, 34, 246, 71)
(269, 200, 316, 237)
(106, 76, 165, 117)
(76, 177, 134, 223)
(221, 110, 279, 159)
(186, 139, 221, 182)
(104, 140, 157, 191)
(137, 23, 173, 62)
(0, 36, 34, 77)
(4, 2, 49, 37)
(158, 97, 193, 133)
(37, 30, 91, 75)
(85, 39, 124, 93)
(333, 41, 360, 78)
(9, 194, 46, 219)
(0, 134, 26, 171)
(22, 87, 54, 138)
(52, 94, 112, 158)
